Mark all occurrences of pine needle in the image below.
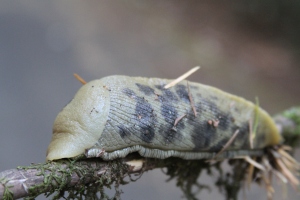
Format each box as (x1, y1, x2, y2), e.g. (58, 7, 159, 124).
(187, 81, 197, 117)
(173, 114, 187, 127)
(164, 66, 200, 89)
(251, 97, 260, 144)
(74, 73, 87, 85)
(246, 158, 255, 189)
(248, 120, 253, 149)
(213, 129, 239, 159)
(244, 156, 266, 171)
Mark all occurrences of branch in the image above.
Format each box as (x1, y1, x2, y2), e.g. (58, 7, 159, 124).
(274, 107, 300, 148)
(0, 157, 149, 199)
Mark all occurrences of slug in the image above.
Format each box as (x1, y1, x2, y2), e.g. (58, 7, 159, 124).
(46, 75, 281, 161)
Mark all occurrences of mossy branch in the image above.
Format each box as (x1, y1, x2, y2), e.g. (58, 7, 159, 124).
(0, 107, 300, 200)
(274, 107, 300, 148)
(0, 157, 152, 200)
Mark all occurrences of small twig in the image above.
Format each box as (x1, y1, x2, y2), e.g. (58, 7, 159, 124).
(164, 66, 200, 89)
(244, 156, 265, 171)
(173, 114, 187, 127)
(187, 81, 197, 117)
(251, 98, 260, 142)
(274, 154, 299, 188)
(246, 157, 255, 189)
(272, 168, 288, 184)
(261, 172, 275, 200)
(213, 129, 239, 159)
(73, 73, 87, 85)
(248, 119, 254, 149)
(278, 148, 298, 165)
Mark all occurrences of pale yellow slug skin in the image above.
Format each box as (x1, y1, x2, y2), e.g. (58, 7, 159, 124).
(46, 80, 110, 161)
(46, 75, 281, 161)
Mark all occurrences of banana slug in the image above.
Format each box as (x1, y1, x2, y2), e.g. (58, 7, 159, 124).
(46, 75, 281, 161)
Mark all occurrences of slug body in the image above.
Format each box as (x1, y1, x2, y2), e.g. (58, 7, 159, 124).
(46, 76, 281, 161)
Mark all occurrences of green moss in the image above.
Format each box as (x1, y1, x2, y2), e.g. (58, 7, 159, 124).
(0, 178, 13, 200)
(252, 97, 260, 139)
(282, 107, 300, 136)
(17, 158, 129, 200)
(276, 107, 300, 147)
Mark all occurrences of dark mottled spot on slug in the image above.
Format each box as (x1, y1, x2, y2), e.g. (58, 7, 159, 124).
(135, 98, 154, 117)
(164, 129, 177, 143)
(175, 84, 190, 103)
(231, 122, 250, 148)
(209, 137, 229, 152)
(122, 87, 157, 143)
(198, 99, 231, 131)
(255, 125, 266, 147)
(217, 112, 232, 131)
(174, 116, 186, 130)
(161, 90, 178, 102)
(159, 124, 179, 144)
(191, 120, 217, 151)
(134, 95, 157, 143)
(196, 99, 209, 113)
(237, 122, 250, 138)
(155, 85, 188, 144)
(163, 90, 178, 102)
(192, 102, 202, 115)
(160, 115, 185, 144)
(140, 126, 155, 143)
(161, 103, 178, 124)
(207, 101, 220, 114)
(118, 125, 131, 138)
(136, 83, 155, 96)
(154, 85, 164, 90)
(122, 88, 136, 97)
(155, 85, 179, 102)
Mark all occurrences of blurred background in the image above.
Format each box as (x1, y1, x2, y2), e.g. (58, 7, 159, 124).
(1, 1, 300, 199)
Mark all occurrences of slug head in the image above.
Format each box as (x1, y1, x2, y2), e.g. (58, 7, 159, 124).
(46, 80, 110, 161)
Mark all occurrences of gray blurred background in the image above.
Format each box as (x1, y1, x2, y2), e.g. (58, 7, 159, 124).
(1, 1, 300, 199)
